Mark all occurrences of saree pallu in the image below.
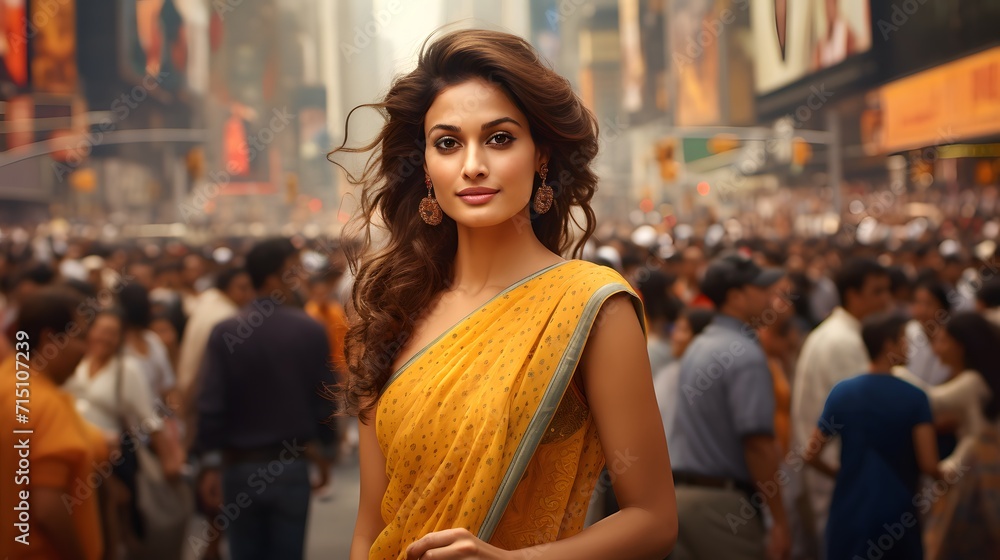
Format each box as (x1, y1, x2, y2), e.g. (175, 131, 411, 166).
(371, 260, 644, 559)
(924, 425, 1000, 560)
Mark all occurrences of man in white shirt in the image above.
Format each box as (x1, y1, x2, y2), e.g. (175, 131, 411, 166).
(790, 258, 891, 555)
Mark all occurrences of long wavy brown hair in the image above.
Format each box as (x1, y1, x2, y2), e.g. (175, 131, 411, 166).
(330, 28, 600, 421)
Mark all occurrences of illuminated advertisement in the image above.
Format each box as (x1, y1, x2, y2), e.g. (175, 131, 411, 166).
(120, 0, 188, 93)
(752, 0, 871, 94)
(0, 0, 27, 93)
(30, 0, 76, 94)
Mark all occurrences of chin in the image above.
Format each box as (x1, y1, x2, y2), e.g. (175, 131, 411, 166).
(447, 208, 525, 229)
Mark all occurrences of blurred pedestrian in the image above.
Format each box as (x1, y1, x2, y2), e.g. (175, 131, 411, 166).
(195, 238, 335, 560)
(906, 280, 952, 386)
(1, 287, 109, 560)
(792, 257, 891, 551)
(802, 312, 940, 560)
(653, 307, 714, 450)
(921, 312, 1000, 560)
(669, 254, 790, 560)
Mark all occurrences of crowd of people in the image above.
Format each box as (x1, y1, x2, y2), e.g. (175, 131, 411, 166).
(2, 220, 1000, 559)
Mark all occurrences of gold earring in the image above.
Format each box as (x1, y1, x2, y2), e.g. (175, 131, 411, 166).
(533, 163, 554, 214)
(419, 176, 443, 225)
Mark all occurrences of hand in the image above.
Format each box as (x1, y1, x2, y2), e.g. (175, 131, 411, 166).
(767, 521, 792, 560)
(405, 528, 510, 560)
(199, 468, 223, 512)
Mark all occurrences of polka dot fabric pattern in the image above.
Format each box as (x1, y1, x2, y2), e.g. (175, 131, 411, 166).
(371, 260, 644, 559)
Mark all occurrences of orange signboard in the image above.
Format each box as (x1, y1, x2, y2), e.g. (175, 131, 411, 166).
(879, 47, 1000, 152)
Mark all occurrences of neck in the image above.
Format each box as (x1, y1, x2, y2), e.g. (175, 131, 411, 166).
(27, 360, 61, 385)
(843, 305, 864, 321)
(870, 359, 892, 373)
(718, 305, 750, 325)
(451, 214, 558, 295)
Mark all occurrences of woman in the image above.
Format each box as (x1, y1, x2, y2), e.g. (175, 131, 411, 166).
(922, 312, 1000, 560)
(652, 307, 714, 448)
(337, 29, 677, 560)
(906, 280, 951, 386)
(117, 283, 177, 403)
(64, 310, 186, 559)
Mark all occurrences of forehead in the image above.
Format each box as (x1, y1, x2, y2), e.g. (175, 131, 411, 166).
(424, 79, 527, 133)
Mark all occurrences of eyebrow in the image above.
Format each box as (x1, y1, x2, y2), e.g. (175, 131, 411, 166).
(427, 117, 523, 135)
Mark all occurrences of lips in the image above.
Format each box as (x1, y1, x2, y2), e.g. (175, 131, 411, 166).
(457, 187, 499, 196)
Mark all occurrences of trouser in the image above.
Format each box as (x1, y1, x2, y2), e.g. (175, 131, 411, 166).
(672, 485, 766, 560)
(222, 458, 312, 560)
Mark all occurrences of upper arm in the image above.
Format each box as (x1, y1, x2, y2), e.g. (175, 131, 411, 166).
(801, 426, 831, 463)
(352, 415, 389, 559)
(727, 357, 775, 437)
(123, 362, 164, 433)
(581, 293, 676, 522)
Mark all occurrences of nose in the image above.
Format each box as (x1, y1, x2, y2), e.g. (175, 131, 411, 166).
(462, 145, 489, 181)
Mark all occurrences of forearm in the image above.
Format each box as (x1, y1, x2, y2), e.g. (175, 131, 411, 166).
(512, 506, 675, 560)
(744, 437, 788, 527)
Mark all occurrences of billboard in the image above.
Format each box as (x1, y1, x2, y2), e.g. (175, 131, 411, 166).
(120, 0, 189, 94)
(752, 0, 871, 94)
(30, 0, 76, 94)
(0, 0, 27, 94)
(670, 0, 721, 126)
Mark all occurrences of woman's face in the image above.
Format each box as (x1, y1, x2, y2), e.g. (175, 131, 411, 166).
(932, 327, 963, 370)
(424, 78, 545, 229)
(911, 287, 942, 325)
(88, 314, 123, 360)
(670, 316, 693, 359)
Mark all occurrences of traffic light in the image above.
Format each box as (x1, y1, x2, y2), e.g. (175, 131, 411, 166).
(655, 138, 678, 181)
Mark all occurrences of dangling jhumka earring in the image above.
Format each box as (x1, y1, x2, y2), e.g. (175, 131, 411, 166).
(532, 163, 554, 214)
(419, 175, 443, 225)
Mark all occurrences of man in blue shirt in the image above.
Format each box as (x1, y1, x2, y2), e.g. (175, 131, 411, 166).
(669, 254, 790, 560)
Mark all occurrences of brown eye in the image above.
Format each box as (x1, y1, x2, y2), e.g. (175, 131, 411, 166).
(435, 137, 459, 150)
(487, 132, 515, 146)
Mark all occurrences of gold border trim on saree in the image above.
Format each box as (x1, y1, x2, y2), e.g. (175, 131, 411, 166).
(477, 282, 645, 542)
(380, 260, 573, 396)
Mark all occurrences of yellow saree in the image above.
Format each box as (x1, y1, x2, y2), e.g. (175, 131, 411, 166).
(371, 260, 644, 559)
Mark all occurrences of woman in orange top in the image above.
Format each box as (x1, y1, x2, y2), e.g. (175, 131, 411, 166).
(1, 287, 108, 560)
(337, 29, 677, 560)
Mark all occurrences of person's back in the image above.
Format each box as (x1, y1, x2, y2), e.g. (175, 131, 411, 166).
(823, 374, 931, 560)
(804, 311, 939, 560)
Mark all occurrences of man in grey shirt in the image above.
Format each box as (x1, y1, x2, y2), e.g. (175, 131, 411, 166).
(669, 254, 790, 560)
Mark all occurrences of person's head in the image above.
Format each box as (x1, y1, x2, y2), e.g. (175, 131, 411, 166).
(153, 261, 183, 291)
(11, 263, 55, 302)
(670, 307, 714, 359)
(887, 265, 913, 307)
(117, 283, 152, 330)
(759, 315, 797, 360)
(126, 261, 156, 290)
(245, 238, 299, 299)
(680, 246, 705, 282)
(15, 287, 87, 384)
(182, 253, 207, 289)
(149, 312, 178, 350)
(933, 312, 1000, 419)
(334, 28, 600, 419)
(977, 277, 1000, 311)
(834, 257, 890, 320)
(87, 310, 125, 362)
(942, 253, 966, 285)
(308, 266, 345, 305)
(215, 266, 254, 308)
(911, 280, 951, 327)
(699, 254, 784, 322)
(637, 269, 681, 332)
(860, 311, 910, 368)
